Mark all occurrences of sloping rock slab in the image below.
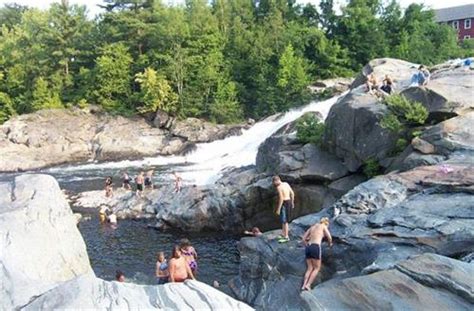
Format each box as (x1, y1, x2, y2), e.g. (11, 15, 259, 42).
(302, 254, 473, 310)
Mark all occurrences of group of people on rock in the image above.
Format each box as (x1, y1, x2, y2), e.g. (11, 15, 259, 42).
(104, 170, 183, 198)
(365, 64, 431, 97)
(114, 238, 198, 284)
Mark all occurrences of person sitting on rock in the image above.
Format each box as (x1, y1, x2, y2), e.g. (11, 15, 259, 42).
(301, 217, 333, 291)
(173, 172, 182, 193)
(105, 176, 113, 197)
(99, 205, 109, 223)
(115, 270, 125, 282)
(135, 172, 144, 197)
(169, 245, 195, 283)
(272, 175, 294, 243)
(145, 170, 154, 189)
(380, 75, 393, 95)
(122, 172, 131, 190)
(180, 238, 198, 274)
(244, 227, 262, 237)
(365, 73, 378, 94)
(156, 251, 169, 284)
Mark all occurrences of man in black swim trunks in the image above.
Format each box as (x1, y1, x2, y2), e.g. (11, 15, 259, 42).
(272, 176, 294, 243)
(301, 217, 333, 291)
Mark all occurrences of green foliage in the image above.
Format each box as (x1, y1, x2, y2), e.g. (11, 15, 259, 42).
(296, 114, 325, 146)
(135, 67, 177, 114)
(0, 0, 465, 124)
(0, 92, 15, 124)
(363, 158, 381, 178)
(394, 138, 408, 154)
(380, 113, 403, 134)
(384, 94, 428, 125)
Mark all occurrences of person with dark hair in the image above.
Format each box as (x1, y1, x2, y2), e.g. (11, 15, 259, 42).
(410, 65, 430, 86)
(168, 245, 194, 282)
(145, 170, 154, 189)
(179, 238, 198, 273)
(301, 217, 333, 291)
(135, 172, 144, 197)
(115, 270, 125, 282)
(173, 172, 182, 193)
(105, 176, 113, 197)
(155, 251, 169, 284)
(244, 227, 263, 237)
(272, 175, 294, 243)
(380, 75, 393, 95)
(122, 172, 131, 190)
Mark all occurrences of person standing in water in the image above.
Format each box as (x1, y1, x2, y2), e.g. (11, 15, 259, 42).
(180, 238, 198, 274)
(173, 172, 182, 193)
(301, 217, 333, 291)
(145, 170, 154, 189)
(169, 245, 195, 282)
(155, 251, 169, 284)
(272, 176, 294, 243)
(135, 172, 144, 197)
(99, 205, 109, 223)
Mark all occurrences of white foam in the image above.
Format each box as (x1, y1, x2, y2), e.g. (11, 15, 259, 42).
(45, 93, 345, 185)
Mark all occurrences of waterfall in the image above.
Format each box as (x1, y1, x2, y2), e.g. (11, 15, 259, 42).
(46, 93, 344, 185)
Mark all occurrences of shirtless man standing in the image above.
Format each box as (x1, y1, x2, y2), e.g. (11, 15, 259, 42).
(168, 245, 195, 283)
(301, 217, 333, 291)
(272, 176, 294, 243)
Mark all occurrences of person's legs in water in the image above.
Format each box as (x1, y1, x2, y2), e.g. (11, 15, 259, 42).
(304, 259, 321, 290)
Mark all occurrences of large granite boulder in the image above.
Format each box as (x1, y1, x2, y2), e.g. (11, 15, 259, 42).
(401, 67, 474, 121)
(0, 175, 91, 309)
(0, 174, 253, 310)
(351, 58, 418, 91)
(170, 117, 246, 143)
(302, 254, 473, 310)
(231, 164, 474, 309)
(323, 93, 398, 171)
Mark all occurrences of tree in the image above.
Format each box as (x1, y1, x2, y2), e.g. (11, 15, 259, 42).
(31, 77, 63, 110)
(0, 92, 15, 124)
(134, 67, 177, 113)
(93, 43, 133, 112)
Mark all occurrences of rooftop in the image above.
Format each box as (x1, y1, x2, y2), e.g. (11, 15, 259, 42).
(434, 4, 474, 22)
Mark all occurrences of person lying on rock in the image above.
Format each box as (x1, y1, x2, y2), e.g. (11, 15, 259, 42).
(169, 245, 195, 283)
(244, 227, 262, 237)
(272, 175, 294, 243)
(301, 217, 333, 291)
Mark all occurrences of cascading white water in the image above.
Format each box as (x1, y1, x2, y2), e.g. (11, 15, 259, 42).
(46, 93, 345, 185)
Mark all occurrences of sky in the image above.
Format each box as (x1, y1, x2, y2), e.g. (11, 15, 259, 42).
(0, 0, 473, 18)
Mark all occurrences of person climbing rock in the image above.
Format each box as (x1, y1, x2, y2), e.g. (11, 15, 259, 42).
(301, 217, 333, 291)
(272, 175, 294, 243)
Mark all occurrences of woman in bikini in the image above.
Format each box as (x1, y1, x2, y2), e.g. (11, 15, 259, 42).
(168, 245, 194, 282)
(180, 238, 198, 274)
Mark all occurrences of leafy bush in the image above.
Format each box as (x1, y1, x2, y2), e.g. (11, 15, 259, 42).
(395, 138, 408, 154)
(384, 94, 428, 125)
(363, 158, 381, 178)
(296, 114, 325, 146)
(380, 113, 403, 133)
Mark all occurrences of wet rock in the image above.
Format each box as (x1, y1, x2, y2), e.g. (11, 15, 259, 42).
(302, 254, 473, 310)
(323, 93, 398, 171)
(170, 117, 245, 143)
(327, 174, 367, 197)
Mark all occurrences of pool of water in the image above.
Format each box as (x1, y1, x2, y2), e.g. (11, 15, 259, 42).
(76, 210, 240, 293)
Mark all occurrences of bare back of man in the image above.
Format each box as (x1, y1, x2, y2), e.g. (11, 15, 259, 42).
(272, 176, 295, 242)
(301, 218, 332, 291)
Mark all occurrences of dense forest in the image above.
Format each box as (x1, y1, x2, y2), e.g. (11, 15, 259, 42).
(0, 0, 472, 124)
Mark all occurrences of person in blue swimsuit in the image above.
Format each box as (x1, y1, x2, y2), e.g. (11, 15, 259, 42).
(155, 251, 169, 284)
